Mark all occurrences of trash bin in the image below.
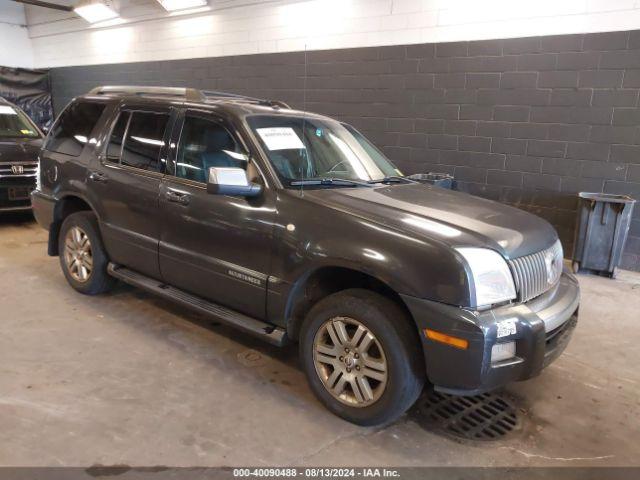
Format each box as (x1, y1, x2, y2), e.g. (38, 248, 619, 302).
(408, 172, 454, 189)
(572, 192, 636, 279)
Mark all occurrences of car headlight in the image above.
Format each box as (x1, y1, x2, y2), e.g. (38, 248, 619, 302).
(456, 247, 516, 309)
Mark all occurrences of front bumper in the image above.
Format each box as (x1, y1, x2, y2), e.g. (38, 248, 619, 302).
(401, 270, 579, 395)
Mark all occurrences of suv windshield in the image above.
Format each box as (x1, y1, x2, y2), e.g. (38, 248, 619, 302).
(247, 115, 401, 186)
(0, 104, 40, 139)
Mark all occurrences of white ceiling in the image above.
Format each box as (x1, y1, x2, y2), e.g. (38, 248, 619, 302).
(0, 1, 28, 24)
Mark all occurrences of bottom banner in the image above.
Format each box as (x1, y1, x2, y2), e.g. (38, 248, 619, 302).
(0, 467, 638, 480)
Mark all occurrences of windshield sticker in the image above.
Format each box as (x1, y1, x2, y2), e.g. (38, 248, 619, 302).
(0, 106, 18, 115)
(20, 129, 33, 135)
(257, 127, 305, 151)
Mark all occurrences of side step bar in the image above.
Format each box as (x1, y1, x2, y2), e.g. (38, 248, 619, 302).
(107, 263, 288, 346)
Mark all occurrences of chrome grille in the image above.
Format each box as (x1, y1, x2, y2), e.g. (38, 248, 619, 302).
(508, 239, 563, 303)
(0, 162, 38, 178)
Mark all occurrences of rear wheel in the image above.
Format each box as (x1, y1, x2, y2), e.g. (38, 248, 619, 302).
(300, 289, 424, 426)
(58, 211, 114, 295)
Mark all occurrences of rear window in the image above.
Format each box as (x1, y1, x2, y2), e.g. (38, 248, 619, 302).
(45, 101, 106, 156)
(106, 111, 130, 162)
(121, 112, 168, 172)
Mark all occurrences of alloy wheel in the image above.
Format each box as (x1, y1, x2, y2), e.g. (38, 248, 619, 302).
(63, 226, 93, 283)
(313, 316, 388, 407)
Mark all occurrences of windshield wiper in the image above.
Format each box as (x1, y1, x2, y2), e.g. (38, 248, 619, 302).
(368, 176, 417, 184)
(290, 178, 372, 187)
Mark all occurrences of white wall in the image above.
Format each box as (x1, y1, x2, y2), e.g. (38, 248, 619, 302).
(0, 2, 34, 68)
(22, 0, 640, 68)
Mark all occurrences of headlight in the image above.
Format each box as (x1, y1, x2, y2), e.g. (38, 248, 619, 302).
(456, 247, 516, 309)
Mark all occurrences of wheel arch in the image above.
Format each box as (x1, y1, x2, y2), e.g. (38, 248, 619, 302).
(285, 265, 417, 342)
(48, 194, 98, 256)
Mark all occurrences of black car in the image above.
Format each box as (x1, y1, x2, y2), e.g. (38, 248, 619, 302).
(31, 86, 579, 426)
(0, 98, 43, 212)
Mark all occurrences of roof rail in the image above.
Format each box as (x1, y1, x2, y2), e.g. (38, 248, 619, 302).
(266, 100, 291, 109)
(88, 85, 291, 109)
(88, 85, 205, 102)
(201, 90, 291, 109)
(201, 90, 260, 100)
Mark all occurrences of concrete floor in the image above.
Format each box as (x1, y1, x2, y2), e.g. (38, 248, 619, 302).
(1, 213, 639, 468)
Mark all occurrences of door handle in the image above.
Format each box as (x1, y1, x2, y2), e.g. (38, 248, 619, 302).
(165, 189, 190, 205)
(88, 171, 108, 183)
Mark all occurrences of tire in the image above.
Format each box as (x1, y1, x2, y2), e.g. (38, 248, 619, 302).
(300, 289, 425, 426)
(58, 211, 115, 295)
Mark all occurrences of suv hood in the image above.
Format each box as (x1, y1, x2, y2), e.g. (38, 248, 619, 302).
(0, 137, 43, 164)
(303, 183, 557, 259)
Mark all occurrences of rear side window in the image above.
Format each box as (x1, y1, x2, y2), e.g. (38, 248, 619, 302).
(106, 112, 130, 162)
(109, 111, 168, 172)
(45, 101, 105, 156)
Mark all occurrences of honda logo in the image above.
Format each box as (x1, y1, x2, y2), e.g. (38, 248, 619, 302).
(11, 165, 24, 175)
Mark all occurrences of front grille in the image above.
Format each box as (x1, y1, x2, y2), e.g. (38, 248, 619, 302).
(508, 239, 563, 303)
(0, 162, 38, 179)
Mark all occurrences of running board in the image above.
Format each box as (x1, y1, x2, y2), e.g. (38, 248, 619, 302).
(107, 263, 288, 346)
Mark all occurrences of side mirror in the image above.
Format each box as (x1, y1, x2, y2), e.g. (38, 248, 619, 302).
(207, 167, 262, 197)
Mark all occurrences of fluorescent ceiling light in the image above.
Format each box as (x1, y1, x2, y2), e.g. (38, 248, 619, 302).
(157, 0, 208, 12)
(74, 0, 119, 23)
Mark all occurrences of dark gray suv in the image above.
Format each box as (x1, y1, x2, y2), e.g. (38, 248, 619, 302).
(32, 86, 579, 426)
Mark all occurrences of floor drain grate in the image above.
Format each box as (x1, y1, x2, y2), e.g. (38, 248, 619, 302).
(415, 389, 521, 441)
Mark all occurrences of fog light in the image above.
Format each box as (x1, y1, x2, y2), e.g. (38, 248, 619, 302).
(491, 341, 516, 363)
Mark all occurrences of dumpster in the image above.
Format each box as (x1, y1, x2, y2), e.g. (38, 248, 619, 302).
(408, 172, 454, 189)
(572, 192, 636, 279)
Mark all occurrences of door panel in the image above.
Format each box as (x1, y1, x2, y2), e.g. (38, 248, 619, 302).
(91, 107, 173, 279)
(159, 110, 275, 320)
(96, 164, 164, 278)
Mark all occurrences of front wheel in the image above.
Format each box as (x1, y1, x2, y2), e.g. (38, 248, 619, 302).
(300, 289, 424, 426)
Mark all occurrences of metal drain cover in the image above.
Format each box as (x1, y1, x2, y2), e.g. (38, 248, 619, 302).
(414, 389, 521, 441)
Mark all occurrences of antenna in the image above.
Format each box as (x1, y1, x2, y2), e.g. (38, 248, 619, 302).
(299, 43, 308, 197)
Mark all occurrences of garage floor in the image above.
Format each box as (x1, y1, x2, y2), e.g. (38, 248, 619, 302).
(1, 213, 639, 467)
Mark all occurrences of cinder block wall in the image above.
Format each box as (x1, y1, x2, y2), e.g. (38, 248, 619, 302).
(51, 30, 640, 270)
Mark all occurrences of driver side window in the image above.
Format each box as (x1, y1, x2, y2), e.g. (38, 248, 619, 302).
(175, 115, 246, 183)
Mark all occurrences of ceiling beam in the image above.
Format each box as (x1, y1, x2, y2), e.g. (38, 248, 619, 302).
(11, 0, 74, 12)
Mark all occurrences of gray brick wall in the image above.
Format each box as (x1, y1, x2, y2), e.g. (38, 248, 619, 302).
(50, 30, 640, 270)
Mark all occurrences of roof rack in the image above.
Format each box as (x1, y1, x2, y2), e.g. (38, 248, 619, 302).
(89, 85, 205, 102)
(88, 85, 290, 109)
